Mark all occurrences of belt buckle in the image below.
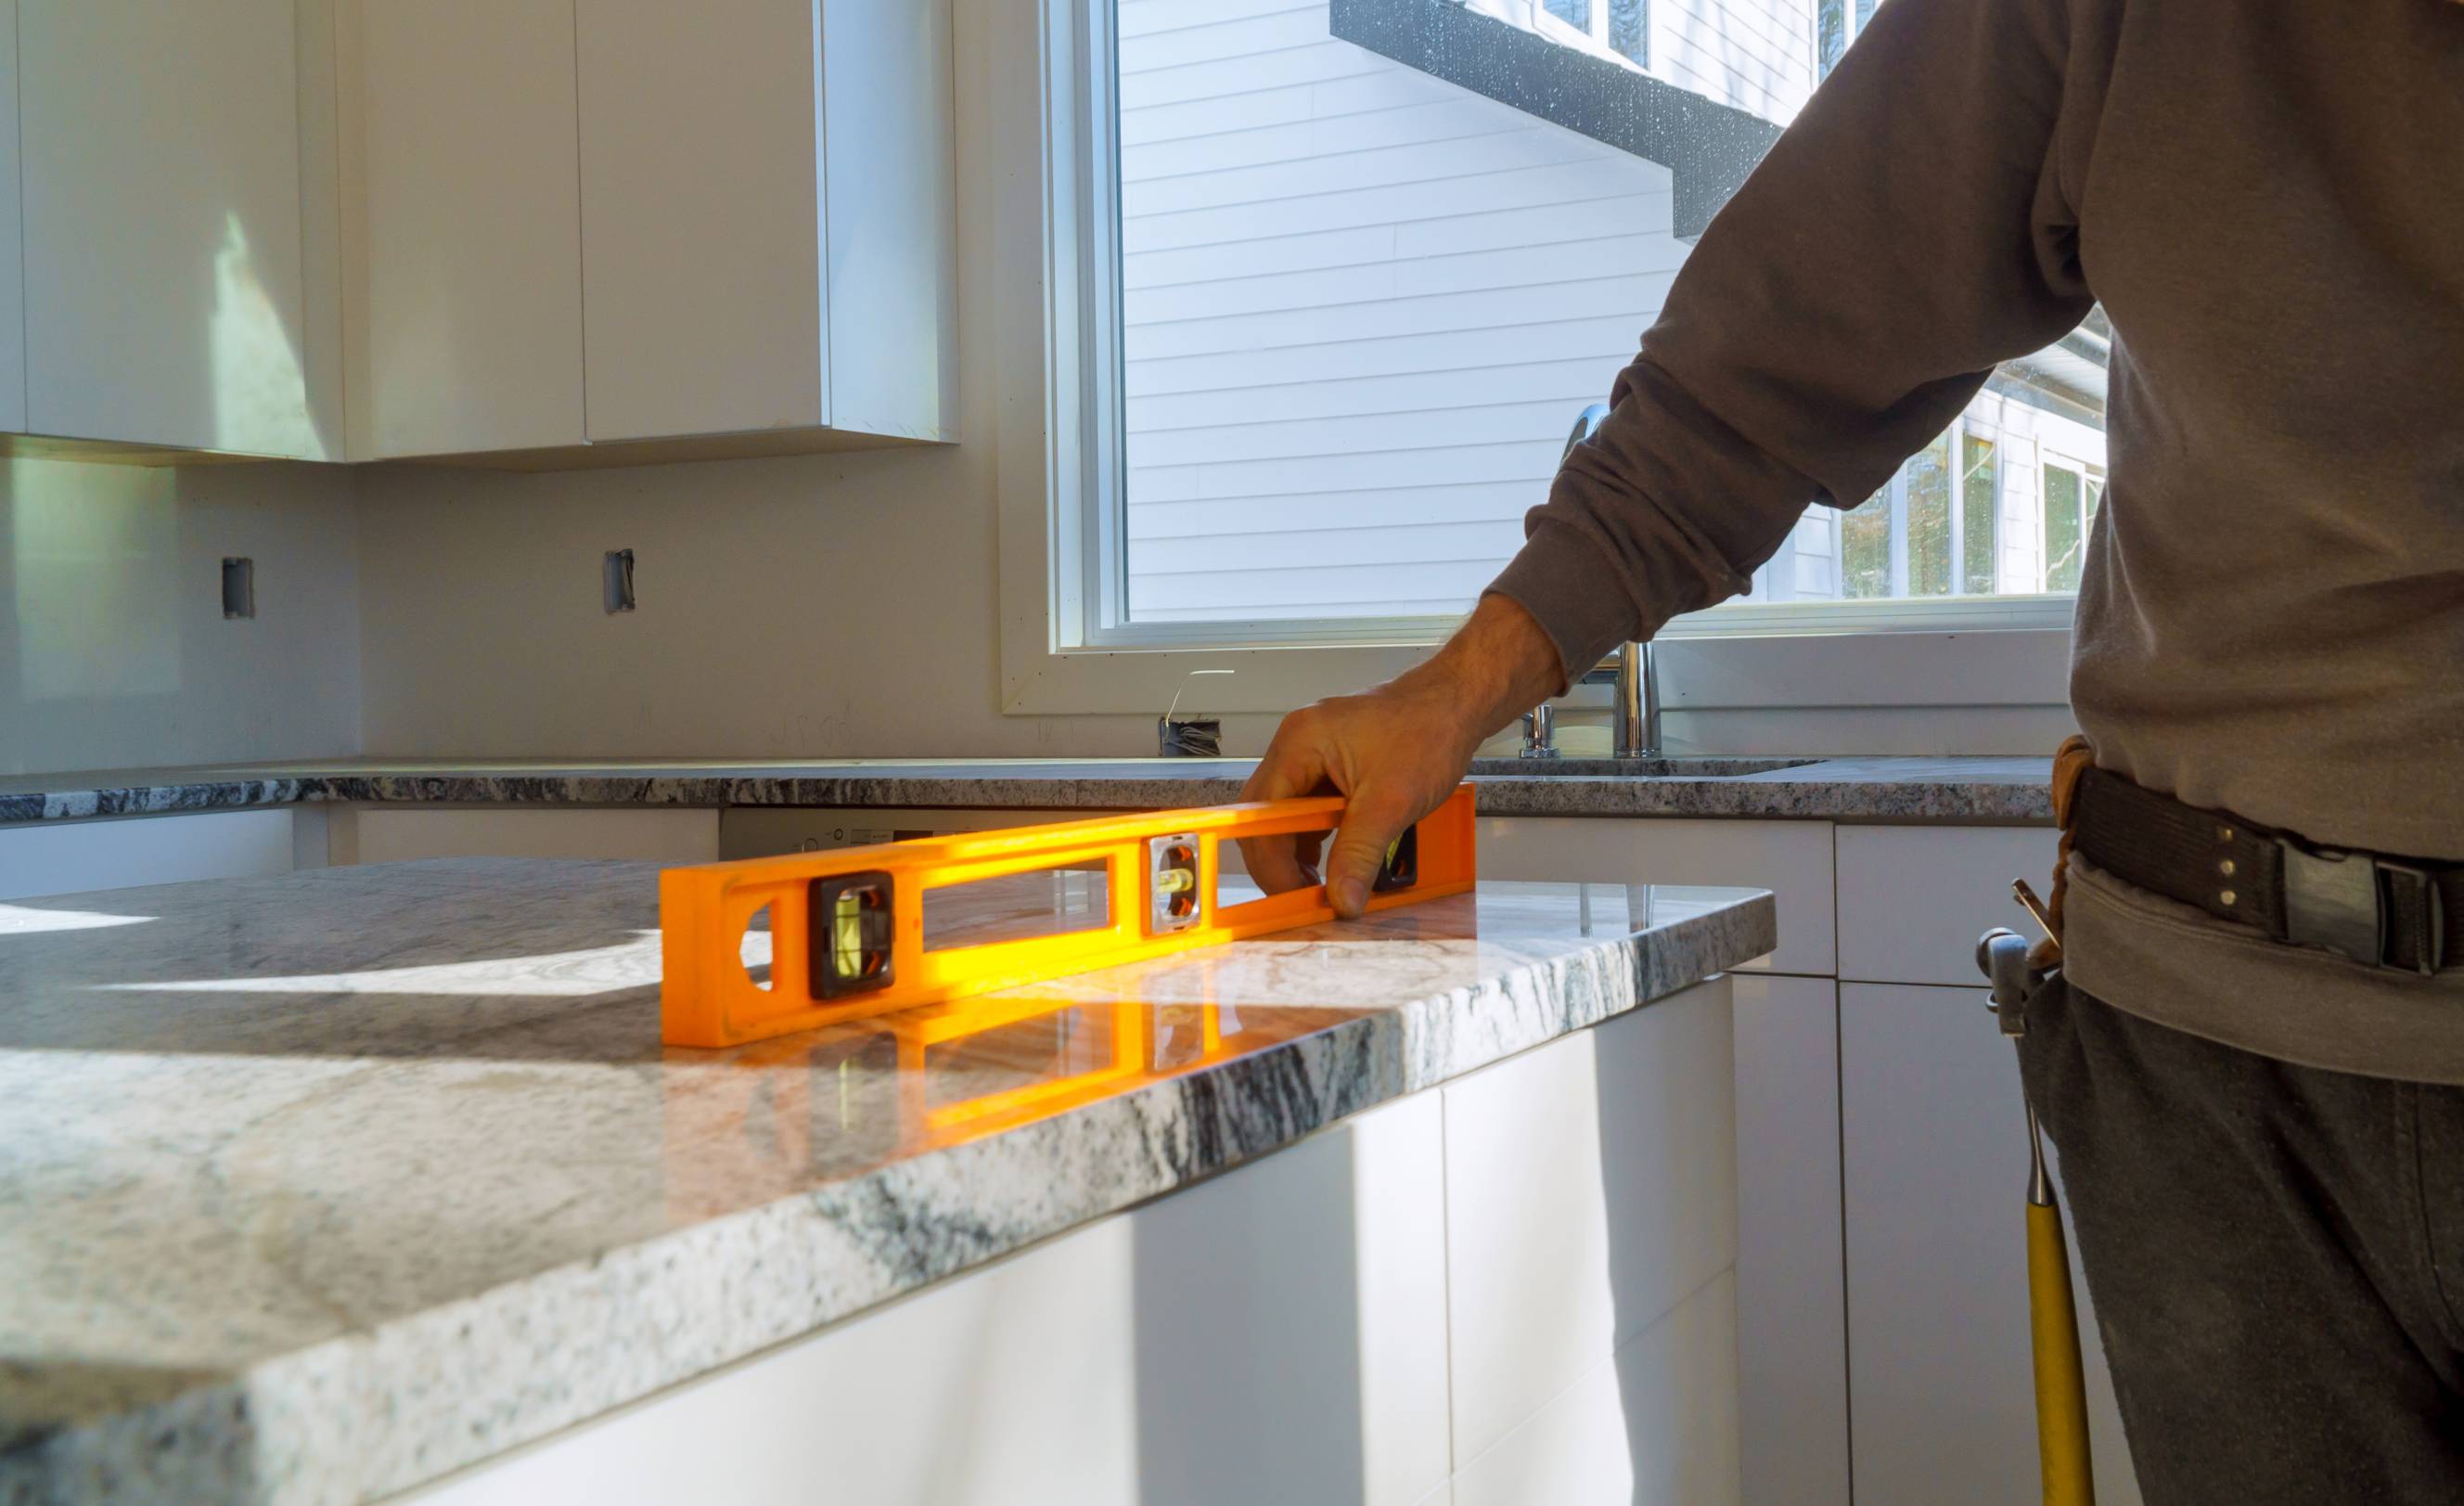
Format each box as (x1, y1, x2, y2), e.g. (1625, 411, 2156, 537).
(2279, 840, 2445, 975)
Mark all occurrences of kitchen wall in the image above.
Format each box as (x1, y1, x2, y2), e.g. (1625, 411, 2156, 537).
(340, 1, 2071, 766)
(352, 8, 1187, 762)
(0, 456, 360, 774)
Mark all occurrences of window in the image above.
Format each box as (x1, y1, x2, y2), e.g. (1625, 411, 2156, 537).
(1961, 432, 1998, 595)
(1077, 0, 2103, 652)
(1540, 0, 1648, 64)
(2042, 457, 2104, 592)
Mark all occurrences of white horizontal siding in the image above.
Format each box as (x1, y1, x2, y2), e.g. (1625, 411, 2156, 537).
(1120, 0, 1684, 624)
(1652, 0, 1816, 122)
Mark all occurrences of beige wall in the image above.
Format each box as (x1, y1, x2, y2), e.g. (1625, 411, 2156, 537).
(0, 457, 360, 775)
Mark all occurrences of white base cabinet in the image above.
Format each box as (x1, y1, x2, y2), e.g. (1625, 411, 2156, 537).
(0, 808, 302, 902)
(1731, 973, 1849, 1506)
(412, 982, 1739, 1506)
(1841, 982, 2138, 1506)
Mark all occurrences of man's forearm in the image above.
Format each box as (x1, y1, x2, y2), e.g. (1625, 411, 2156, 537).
(1398, 594, 1567, 745)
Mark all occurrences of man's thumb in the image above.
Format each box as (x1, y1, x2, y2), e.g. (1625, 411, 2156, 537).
(1324, 797, 1410, 919)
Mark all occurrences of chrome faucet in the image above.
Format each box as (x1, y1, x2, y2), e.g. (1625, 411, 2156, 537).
(1517, 641, 1661, 760)
(1518, 403, 1664, 761)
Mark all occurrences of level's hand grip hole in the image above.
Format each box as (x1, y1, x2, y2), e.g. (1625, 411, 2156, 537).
(739, 902, 774, 992)
(922, 863, 1112, 952)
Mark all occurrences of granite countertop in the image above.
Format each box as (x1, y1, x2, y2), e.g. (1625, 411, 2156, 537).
(1, 753, 2054, 826)
(0, 859, 1773, 1505)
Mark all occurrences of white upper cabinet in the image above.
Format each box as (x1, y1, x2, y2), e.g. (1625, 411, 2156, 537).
(0, 0, 952, 467)
(348, 0, 587, 459)
(19, 0, 328, 459)
(573, 0, 955, 451)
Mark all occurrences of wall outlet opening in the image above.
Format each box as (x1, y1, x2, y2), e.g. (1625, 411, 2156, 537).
(604, 549, 636, 613)
(221, 558, 254, 619)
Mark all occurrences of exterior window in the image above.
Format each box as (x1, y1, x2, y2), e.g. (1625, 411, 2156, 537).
(1818, 0, 1849, 75)
(1819, 0, 1882, 78)
(1961, 433, 1998, 595)
(2043, 460, 2098, 591)
(1082, 0, 2104, 650)
(1842, 491, 1891, 599)
(1905, 432, 1953, 596)
(1609, 0, 1647, 63)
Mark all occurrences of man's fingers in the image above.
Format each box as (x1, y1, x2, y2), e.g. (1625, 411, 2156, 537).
(1239, 714, 1339, 895)
(1323, 787, 1418, 919)
(1241, 718, 1328, 804)
(1237, 832, 1314, 895)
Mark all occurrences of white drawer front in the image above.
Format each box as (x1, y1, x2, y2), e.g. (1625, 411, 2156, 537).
(1477, 817, 1830, 974)
(1835, 825, 2059, 986)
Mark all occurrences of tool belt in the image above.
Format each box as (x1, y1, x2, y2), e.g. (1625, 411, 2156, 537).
(2070, 766, 2460, 977)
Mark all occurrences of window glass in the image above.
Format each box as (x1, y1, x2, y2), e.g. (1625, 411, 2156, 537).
(1842, 491, 1891, 599)
(1961, 433, 1998, 595)
(1817, 0, 1849, 75)
(1609, 0, 1647, 63)
(1906, 433, 1952, 596)
(1107, 0, 2105, 636)
(2044, 465, 2085, 592)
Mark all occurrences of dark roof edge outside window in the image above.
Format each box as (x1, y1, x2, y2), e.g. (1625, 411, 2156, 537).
(1328, 0, 1781, 239)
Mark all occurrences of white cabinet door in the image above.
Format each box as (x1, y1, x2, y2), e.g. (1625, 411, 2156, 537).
(20, 0, 318, 457)
(575, 0, 825, 441)
(354, 0, 584, 457)
(1841, 983, 2138, 1506)
(1442, 979, 1737, 1474)
(1835, 825, 2059, 986)
(0, 810, 296, 901)
(1732, 974, 1849, 1506)
(573, 0, 953, 446)
(1477, 816, 1831, 975)
(329, 807, 721, 866)
(1451, 1271, 1739, 1506)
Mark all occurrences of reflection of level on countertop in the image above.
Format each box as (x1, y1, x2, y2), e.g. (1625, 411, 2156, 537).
(661, 785, 1477, 1047)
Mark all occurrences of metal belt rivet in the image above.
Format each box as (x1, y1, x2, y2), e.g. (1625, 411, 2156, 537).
(2220, 888, 2239, 907)
(2218, 858, 2237, 878)
(2218, 826, 2235, 842)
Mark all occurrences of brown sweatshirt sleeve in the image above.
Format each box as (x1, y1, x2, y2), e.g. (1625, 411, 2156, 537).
(1487, 0, 2098, 681)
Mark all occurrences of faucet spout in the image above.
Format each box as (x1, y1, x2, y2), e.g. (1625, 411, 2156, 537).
(1610, 640, 1662, 760)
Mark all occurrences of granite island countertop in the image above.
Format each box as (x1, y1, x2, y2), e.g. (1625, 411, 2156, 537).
(2, 753, 2055, 826)
(0, 859, 1773, 1505)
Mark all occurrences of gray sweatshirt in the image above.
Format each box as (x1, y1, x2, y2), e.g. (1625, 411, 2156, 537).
(1486, 0, 2464, 1079)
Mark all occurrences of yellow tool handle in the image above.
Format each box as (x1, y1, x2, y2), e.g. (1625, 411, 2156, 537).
(2027, 1196, 2098, 1506)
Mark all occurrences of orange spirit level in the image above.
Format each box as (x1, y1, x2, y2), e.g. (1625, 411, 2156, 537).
(660, 785, 1477, 1048)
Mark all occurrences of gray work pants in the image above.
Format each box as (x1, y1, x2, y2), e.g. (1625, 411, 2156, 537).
(2021, 982, 2464, 1503)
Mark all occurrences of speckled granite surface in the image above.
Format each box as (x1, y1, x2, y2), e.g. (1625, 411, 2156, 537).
(0, 859, 1772, 1505)
(2, 754, 2055, 826)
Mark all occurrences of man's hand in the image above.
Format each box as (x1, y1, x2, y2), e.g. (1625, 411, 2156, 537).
(1238, 595, 1568, 918)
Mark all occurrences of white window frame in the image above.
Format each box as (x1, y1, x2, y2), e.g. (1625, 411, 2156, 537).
(992, 0, 2072, 722)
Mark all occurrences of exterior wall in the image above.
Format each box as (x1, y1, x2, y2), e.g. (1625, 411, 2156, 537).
(1121, 0, 1683, 624)
(1651, 0, 1816, 121)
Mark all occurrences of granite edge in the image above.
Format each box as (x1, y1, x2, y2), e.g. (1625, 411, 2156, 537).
(5, 770, 2052, 826)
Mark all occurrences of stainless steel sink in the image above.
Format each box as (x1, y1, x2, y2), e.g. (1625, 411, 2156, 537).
(1467, 756, 1824, 779)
